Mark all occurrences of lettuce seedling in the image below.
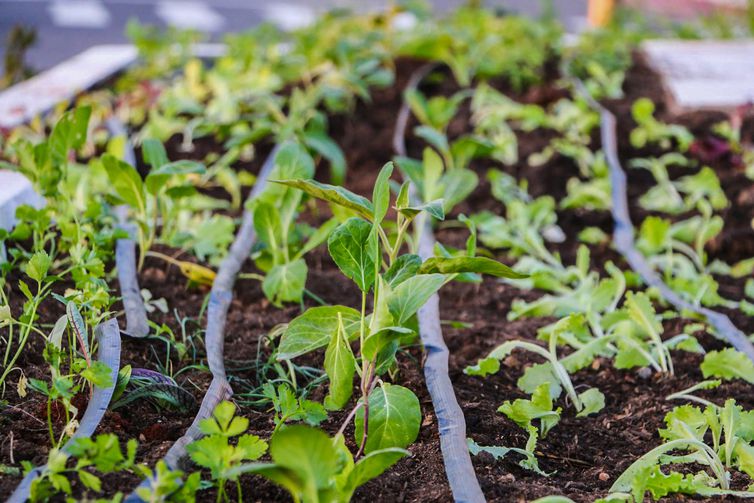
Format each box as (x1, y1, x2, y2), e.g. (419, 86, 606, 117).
(636, 215, 733, 309)
(468, 382, 560, 475)
(608, 400, 754, 501)
(632, 154, 727, 215)
(629, 98, 693, 151)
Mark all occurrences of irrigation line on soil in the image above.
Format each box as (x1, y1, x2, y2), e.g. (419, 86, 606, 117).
(125, 145, 280, 501)
(567, 74, 754, 363)
(106, 118, 150, 338)
(393, 64, 486, 503)
(7, 319, 122, 503)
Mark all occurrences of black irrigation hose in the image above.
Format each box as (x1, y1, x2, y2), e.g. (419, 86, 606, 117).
(567, 73, 754, 363)
(125, 145, 280, 501)
(7, 319, 121, 503)
(106, 118, 150, 338)
(393, 64, 487, 503)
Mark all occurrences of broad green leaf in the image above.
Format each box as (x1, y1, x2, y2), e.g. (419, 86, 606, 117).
(303, 132, 346, 184)
(102, 154, 146, 215)
(25, 250, 51, 282)
(346, 447, 408, 490)
(372, 162, 393, 225)
(272, 179, 373, 220)
(141, 138, 169, 169)
(383, 254, 421, 288)
(625, 292, 662, 339)
(576, 388, 605, 417)
(499, 383, 561, 437)
(355, 383, 421, 453)
(49, 106, 91, 165)
(518, 363, 561, 399)
(323, 314, 356, 411)
(386, 274, 445, 324)
(328, 218, 375, 292)
(397, 199, 446, 221)
(637, 217, 671, 255)
(278, 306, 361, 360)
(660, 405, 708, 442)
(440, 168, 478, 212)
(145, 160, 205, 195)
(464, 357, 500, 377)
(701, 348, 754, 384)
(422, 148, 443, 202)
(263, 260, 307, 306)
(418, 256, 526, 279)
(253, 201, 284, 265)
(270, 426, 339, 490)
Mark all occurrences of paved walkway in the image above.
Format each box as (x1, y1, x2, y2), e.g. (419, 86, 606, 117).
(0, 0, 587, 74)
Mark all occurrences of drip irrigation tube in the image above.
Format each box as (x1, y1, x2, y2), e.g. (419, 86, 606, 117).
(567, 74, 754, 363)
(7, 319, 121, 503)
(393, 64, 486, 503)
(125, 145, 280, 501)
(106, 118, 150, 338)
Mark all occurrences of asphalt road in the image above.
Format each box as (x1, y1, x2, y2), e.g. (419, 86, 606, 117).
(0, 0, 587, 75)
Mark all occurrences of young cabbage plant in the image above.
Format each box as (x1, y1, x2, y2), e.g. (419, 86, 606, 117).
(247, 141, 338, 306)
(607, 400, 754, 501)
(629, 98, 693, 151)
(273, 162, 524, 458)
(103, 138, 205, 269)
(229, 425, 408, 503)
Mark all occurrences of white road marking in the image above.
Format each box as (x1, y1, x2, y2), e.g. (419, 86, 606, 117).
(156, 1, 225, 32)
(264, 3, 315, 31)
(48, 0, 111, 28)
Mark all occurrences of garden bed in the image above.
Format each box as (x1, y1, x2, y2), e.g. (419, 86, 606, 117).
(2, 6, 754, 503)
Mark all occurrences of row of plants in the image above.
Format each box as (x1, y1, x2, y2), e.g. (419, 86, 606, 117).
(2, 2, 754, 502)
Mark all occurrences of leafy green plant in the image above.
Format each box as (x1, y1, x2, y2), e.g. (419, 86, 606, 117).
(629, 98, 693, 151)
(465, 325, 605, 418)
(261, 382, 327, 433)
(103, 138, 205, 269)
(274, 162, 523, 458)
(28, 434, 136, 502)
(248, 142, 338, 306)
(606, 400, 754, 501)
(631, 155, 727, 214)
(468, 383, 560, 475)
(230, 425, 407, 503)
(134, 460, 201, 503)
(186, 401, 268, 502)
(636, 215, 733, 308)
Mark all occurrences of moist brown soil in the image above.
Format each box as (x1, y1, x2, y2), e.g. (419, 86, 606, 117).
(3, 53, 754, 503)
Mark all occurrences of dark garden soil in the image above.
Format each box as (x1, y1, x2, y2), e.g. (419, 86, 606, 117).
(2, 53, 754, 503)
